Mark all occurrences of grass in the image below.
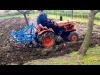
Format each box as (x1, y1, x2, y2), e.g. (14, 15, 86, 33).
(24, 45, 100, 65)
(24, 56, 68, 65)
(1, 12, 100, 25)
(69, 46, 100, 65)
(47, 14, 100, 25)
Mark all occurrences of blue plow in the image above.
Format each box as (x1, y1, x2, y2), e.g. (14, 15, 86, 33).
(10, 23, 36, 43)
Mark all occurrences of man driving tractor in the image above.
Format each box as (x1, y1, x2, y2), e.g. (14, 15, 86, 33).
(11, 10, 79, 49)
(37, 10, 53, 31)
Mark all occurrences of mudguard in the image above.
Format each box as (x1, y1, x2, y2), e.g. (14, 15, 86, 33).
(38, 29, 54, 36)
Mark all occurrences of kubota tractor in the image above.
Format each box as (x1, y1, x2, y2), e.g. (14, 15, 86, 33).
(33, 19, 79, 48)
(11, 10, 78, 49)
(43, 19, 79, 43)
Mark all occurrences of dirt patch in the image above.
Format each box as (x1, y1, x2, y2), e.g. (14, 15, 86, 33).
(0, 17, 100, 65)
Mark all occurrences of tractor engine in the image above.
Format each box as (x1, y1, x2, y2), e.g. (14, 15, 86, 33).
(54, 20, 77, 32)
(52, 20, 78, 42)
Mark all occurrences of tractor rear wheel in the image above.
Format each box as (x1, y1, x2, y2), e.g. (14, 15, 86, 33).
(38, 32, 55, 48)
(68, 32, 78, 43)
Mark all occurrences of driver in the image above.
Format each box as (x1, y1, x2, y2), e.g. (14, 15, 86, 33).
(37, 10, 52, 30)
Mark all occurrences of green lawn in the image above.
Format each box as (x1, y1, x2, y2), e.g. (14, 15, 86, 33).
(24, 45, 100, 65)
(0, 13, 100, 25)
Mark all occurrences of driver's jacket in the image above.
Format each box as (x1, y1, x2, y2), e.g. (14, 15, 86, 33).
(37, 13, 49, 27)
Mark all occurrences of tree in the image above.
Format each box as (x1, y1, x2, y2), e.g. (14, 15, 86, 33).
(78, 10, 99, 56)
(17, 10, 31, 25)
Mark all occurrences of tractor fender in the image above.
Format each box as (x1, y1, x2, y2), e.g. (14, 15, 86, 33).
(38, 29, 54, 36)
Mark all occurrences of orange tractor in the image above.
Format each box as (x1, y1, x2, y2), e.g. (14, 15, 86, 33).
(34, 19, 78, 48)
(11, 10, 78, 48)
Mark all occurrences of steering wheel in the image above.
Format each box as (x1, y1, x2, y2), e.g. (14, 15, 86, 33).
(48, 18, 55, 25)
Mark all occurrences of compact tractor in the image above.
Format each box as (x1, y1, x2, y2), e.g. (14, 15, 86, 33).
(10, 10, 78, 48)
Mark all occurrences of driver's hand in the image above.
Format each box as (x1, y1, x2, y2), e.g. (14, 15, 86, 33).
(49, 28, 53, 31)
(44, 26, 48, 29)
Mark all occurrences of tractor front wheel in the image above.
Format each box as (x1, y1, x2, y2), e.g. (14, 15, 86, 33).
(38, 32, 55, 48)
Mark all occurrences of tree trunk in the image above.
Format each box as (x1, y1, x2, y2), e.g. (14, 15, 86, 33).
(23, 14, 29, 25)
(78, 10, 99, 56)
(17, 10, 31, 25)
